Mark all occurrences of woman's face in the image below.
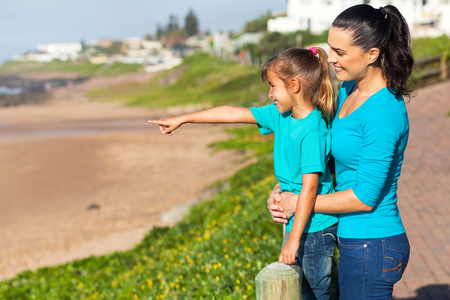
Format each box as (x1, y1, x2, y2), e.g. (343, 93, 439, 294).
(327, 26, 371, 82)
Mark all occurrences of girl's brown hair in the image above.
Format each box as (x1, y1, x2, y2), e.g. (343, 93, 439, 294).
(261, 47, 336, 125)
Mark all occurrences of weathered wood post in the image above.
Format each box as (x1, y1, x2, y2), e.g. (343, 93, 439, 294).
(255, 262, 303, 300)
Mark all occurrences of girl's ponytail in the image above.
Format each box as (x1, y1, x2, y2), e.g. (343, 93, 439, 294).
(383, 5, 414, 98)
(314, 47, 336, 126)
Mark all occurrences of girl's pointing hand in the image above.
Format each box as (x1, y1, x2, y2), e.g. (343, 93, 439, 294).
(148, 117, 183, 136)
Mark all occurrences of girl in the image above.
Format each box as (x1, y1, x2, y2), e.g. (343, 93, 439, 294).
(148, 47, 337, 300)
(267, 4, 414, 299)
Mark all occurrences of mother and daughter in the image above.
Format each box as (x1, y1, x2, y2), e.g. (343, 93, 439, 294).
(149, 4, 414, 299)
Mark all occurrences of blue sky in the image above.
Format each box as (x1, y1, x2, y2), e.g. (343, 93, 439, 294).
(0, 0, 287, 63)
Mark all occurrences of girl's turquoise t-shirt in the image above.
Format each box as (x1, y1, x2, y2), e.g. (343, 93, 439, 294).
(330, 81, 409, 238)
(250, 104, 337, 233)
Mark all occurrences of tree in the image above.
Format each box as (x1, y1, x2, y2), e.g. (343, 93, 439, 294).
(184, 9, 199, 36)
(156, 24, 165, 39)
(243, 11, 272, 33)
(167, 15, 179, 33)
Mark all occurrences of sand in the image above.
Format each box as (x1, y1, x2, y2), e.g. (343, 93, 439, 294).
(0, 73, 250, 280)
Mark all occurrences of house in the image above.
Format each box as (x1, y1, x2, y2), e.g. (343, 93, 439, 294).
(268, 0, 450, 38)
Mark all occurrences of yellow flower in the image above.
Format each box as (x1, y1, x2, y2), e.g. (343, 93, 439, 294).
(157, 273, 163, 279)
(111, 280, 117, 288)
(236, 279, 240, 284)
(146, 279, 153, 289)
(225, 254, 229, 259)
(247, 285, 252, 290)
(223, 239, 228, 244)
(247, 263, 252, 268)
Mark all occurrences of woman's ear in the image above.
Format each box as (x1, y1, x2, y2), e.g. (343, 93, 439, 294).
(289, 78, 301, 94)
(368, 47, 381, 64)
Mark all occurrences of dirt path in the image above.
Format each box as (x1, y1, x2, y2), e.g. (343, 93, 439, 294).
(0, 74, 250, 280)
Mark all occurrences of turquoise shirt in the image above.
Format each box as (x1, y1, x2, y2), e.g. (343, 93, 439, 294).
(330, 81, 408, 238)
(250, 105, 337, 233)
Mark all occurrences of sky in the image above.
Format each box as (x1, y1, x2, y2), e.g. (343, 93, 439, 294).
(0, 0, 287, 63)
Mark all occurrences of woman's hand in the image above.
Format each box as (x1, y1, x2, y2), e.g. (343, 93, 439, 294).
(267, 184, 297, 223)
(148, 116, 184, 136)
(279, 238, 299, 265)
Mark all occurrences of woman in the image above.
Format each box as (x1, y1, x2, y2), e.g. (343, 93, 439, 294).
(267, 4, 414, 299)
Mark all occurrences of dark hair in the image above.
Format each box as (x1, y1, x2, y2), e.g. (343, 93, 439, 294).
(261, 47, 336, 125)
(332, 4, 414, 99)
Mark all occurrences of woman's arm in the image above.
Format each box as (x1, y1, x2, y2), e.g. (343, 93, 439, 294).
(279, 173, 319, 264)
(148, 105, 257, 135)
(267, 185, 372, 222)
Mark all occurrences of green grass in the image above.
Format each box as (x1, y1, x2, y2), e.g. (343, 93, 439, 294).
(412, 34, 450, 59)
(86, 51, 269, 108)
(0, 60, 143, 76)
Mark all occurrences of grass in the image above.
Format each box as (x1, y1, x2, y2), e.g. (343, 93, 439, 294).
(0, 60, 143, 76)
(85, 52, 269, 108)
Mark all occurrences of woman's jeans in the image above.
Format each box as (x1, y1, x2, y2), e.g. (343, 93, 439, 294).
(282, 223, 337, 300)
(336, 233, 410, 300)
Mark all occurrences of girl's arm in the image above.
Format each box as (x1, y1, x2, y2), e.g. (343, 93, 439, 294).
(148, 105, 257, 135)
(278, 173, 319, 265)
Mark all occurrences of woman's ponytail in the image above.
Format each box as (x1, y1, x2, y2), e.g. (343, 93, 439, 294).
(383, 5, 414, 98)
(315, 47, 336, 126)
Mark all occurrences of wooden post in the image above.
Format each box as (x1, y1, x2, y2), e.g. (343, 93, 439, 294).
(255, 262, 303, 300)
(441, 54, 448, 81)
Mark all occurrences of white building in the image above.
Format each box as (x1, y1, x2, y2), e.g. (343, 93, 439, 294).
(36, 42, 82, 61)
(268, 0, 450, 38)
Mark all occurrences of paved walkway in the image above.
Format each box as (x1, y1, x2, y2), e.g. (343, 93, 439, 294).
(393, 81, 450, 299)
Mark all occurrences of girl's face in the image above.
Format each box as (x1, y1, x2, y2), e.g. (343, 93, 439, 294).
(327, 26, 371, 82)
(267, 69, 295, 114)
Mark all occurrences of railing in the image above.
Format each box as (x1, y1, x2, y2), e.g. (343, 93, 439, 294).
(412, 54, 449, 87)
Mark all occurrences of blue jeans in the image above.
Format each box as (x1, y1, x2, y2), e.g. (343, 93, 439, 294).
(282, 223, 337, 300)
(336, 233, 410, 300)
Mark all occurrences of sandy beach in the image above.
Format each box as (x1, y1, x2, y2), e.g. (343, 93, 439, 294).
(0, 73, 250, 280)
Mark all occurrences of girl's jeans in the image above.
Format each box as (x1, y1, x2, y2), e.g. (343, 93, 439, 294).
(336, 233, 410, 300)
(282, 223, 338, 300)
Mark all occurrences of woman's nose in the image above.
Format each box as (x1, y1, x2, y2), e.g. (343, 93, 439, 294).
(328, 53, 337, 64)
